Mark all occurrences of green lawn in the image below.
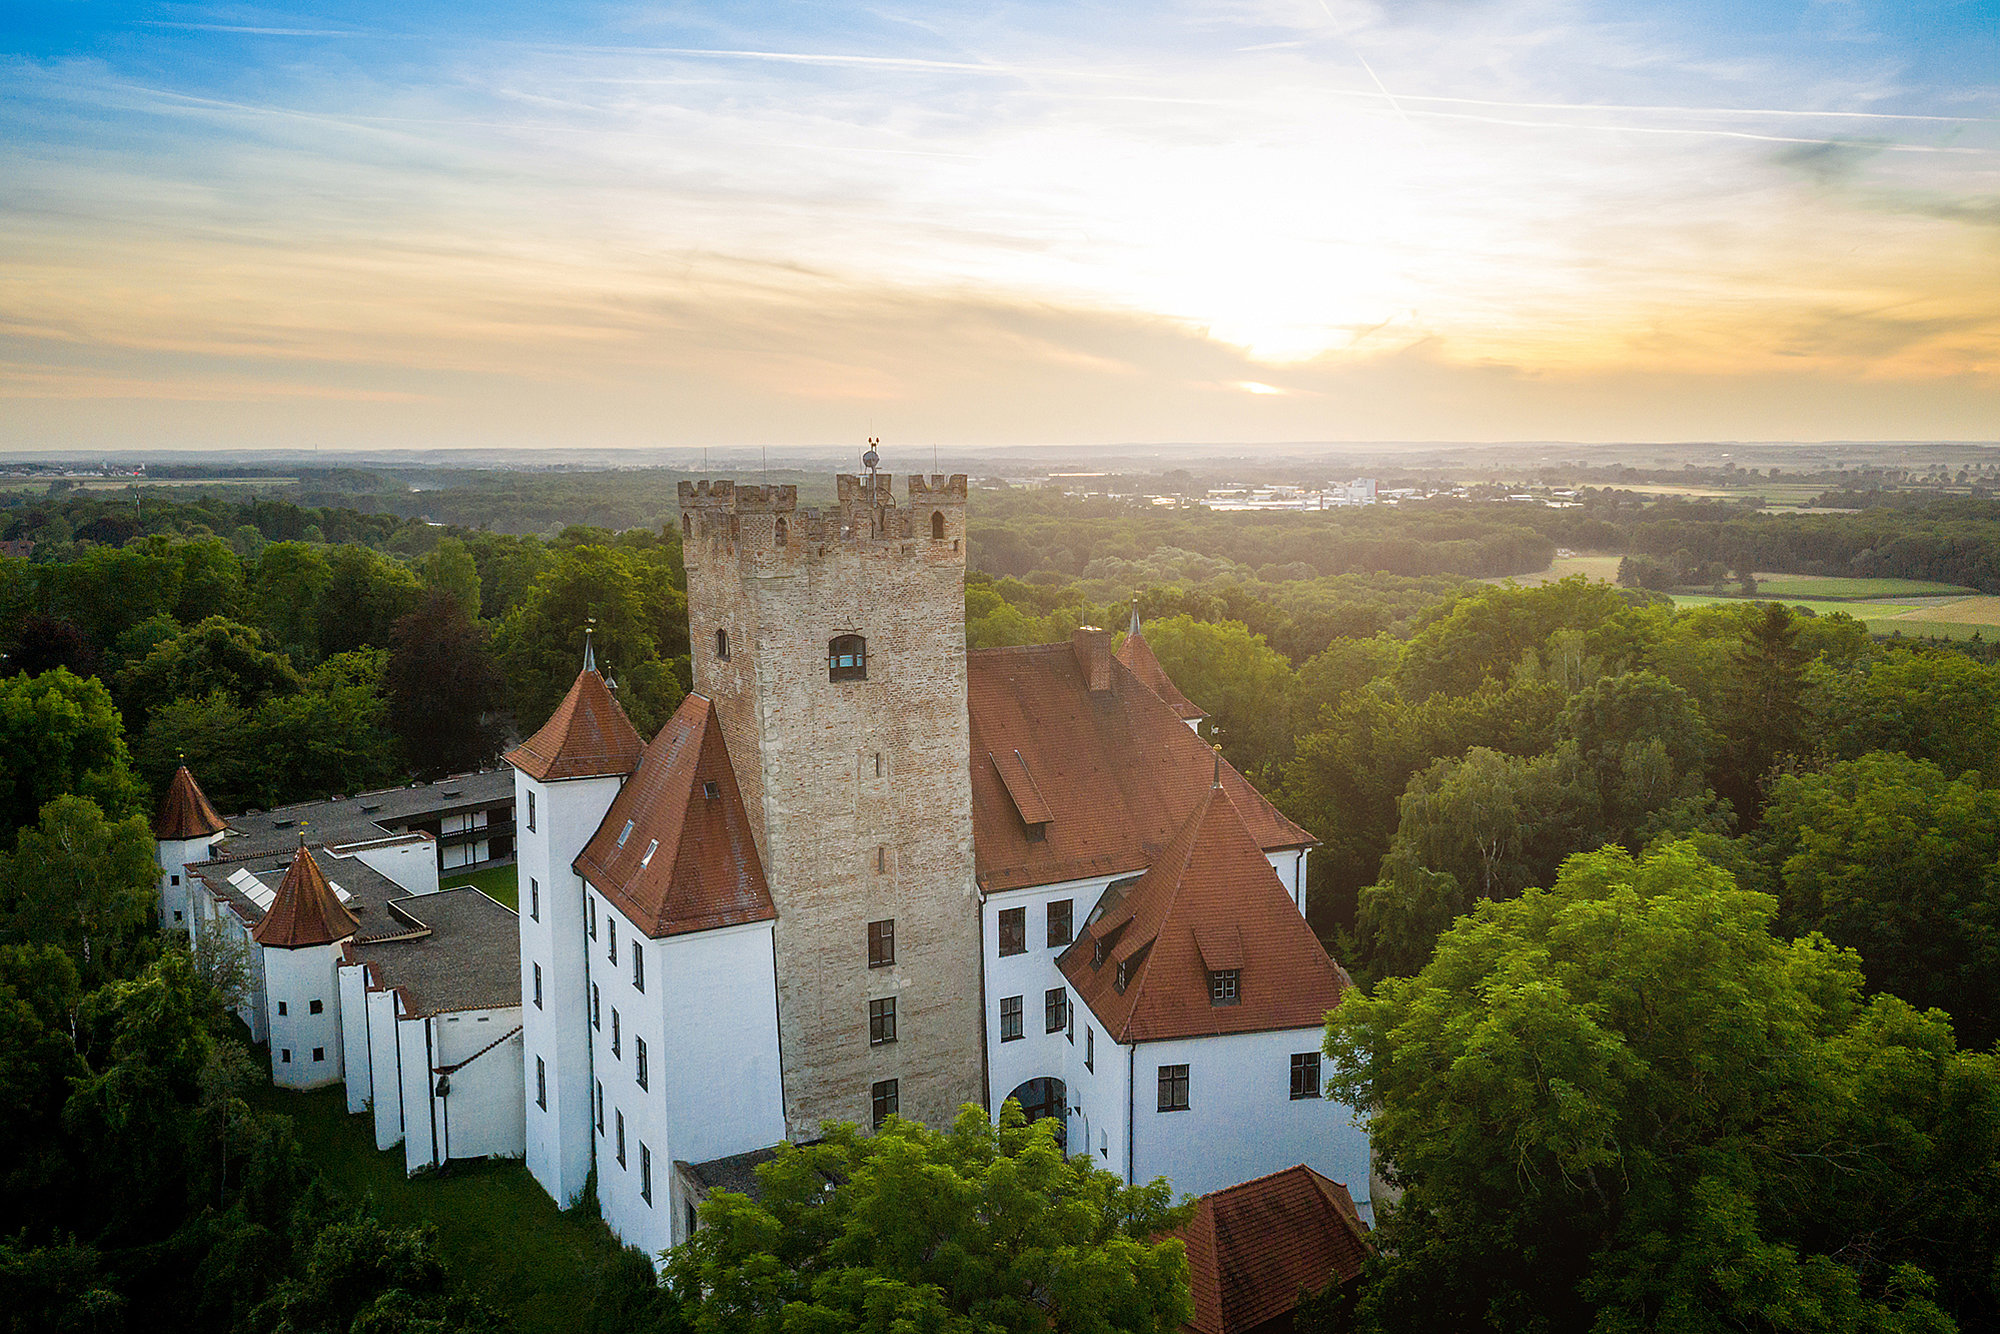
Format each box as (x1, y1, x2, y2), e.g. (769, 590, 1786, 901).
(1668, 594, 1922, 625)
(246, 1080, 622, 1334)
(1747, 575, 1977, 600)
(444, 862, 519, 910)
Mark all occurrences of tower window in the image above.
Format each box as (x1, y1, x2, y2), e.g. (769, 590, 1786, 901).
(636, 1037, 649, 1089)
(775, 517, 788, 545)
(309, 998, 323, 1015)
(616, 1110, 626, 1167)
(537, 1056, 547, 1110)
(170, 874, 179, 885)
(930, 510, 945, 540)
(829, 634, 867, 682)
(277, 1001, 287, 1016)
(534, 963, 543, 1009)
(530, 877, 539, 921)
(716, 628, 730, 661)
(526, 791, 536, 832)
(641, 1143, 653, 1203)
(869, 997, 897, 1045)
(872, 1079, 898, 1130)
(312, 1047, 325, 1062)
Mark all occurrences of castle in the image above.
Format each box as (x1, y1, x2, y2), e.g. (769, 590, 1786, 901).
(159, 468, 1372, 1260)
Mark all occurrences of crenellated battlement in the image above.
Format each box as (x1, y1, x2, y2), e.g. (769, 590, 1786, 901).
(679, 472, 968, 562)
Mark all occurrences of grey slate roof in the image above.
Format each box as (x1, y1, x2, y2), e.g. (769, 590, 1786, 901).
(342, 887, 522, 1017)
(189, 842, 420, 942)
(215, 770, 515, 860)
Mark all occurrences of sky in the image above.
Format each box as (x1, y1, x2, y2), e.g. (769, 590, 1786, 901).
(2, 0, 1997, 451)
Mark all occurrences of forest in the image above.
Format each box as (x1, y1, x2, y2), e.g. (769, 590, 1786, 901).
(6, 481, 2000, 1331)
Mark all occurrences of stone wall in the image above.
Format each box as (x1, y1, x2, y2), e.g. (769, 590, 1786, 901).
(679, 473, 985, 1136)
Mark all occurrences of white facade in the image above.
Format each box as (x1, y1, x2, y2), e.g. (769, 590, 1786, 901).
(516, 768, 626, 1209)
(587, 892, 788, 1258)
(349, 836, 441, 896)
(156, 834, 214, 932)
(264, 941, 346, 1090)
(400, 1005, 528, 1175)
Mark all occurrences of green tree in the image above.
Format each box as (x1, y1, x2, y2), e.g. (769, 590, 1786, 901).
(645, 1105, 1192, 1334)
(1759, 752, 2000, 1049)
(253, 654, 402, 804)
(417, 537, 483, 621)
(118, 616, 302, 731)
(256, 1215, 506, 1334)
(134, 692, 261, 815)
(1821, 650, 2000, 784)
(1138, 615, 1298, 775)
(1328, 841, 1996, 1334)
(1713, 602, 1814, 820)
(493, 545, 673, 728)
(385, 593, 505, 779)
(0, 796, 159, 984)
(250, 542, 331, 663)
(0, 668, 142, 845)
(317, 545, 422, 660)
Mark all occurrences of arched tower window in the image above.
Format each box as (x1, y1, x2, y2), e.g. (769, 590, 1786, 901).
(716, 629, 730, 661)
(775, 516, 789, 545)
(829, 634, 867, 682)
(681, 513, 692, 537)
(930, 510, 945, 540)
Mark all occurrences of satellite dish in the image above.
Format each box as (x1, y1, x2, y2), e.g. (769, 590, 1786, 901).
(862, 438, 880, 472)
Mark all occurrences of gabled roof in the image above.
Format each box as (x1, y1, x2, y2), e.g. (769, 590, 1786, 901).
(1059, 785, 1346, 1043)
(505, 667, 644, 783)
(967, 642, 1310, 893)
(1177, 1165, 1371, 1334)
(573, 693, 776, 940)
(252, 842, 360, 949)
(1116, 613, 1205, 722)
(154, 764, 226, 840)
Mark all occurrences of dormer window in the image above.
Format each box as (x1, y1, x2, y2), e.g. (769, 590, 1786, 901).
(639, 839, 658, 868)
(702, 780, 720, 800)
(1209, 969, 1241, 1007)
(1115, 960, 1130, 993)
(829, 634, 867, 682)
(616, 819, 635, 847)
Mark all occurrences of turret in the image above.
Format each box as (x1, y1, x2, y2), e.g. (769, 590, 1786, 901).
(254, 840, 359, 1090)
(154, 764, 226, 935)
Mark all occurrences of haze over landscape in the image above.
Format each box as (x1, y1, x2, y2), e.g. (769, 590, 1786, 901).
(5, 0, 1997, 451)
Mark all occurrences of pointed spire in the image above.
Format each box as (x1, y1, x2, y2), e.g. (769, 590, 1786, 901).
(251, 842, 359, 949)
(154, 764, 227, 840)
(1129, 594, 1142, 637)
(583, 618, 598, 674)
(505, 646, 645, 783)
(1213, 742, 1223, 790)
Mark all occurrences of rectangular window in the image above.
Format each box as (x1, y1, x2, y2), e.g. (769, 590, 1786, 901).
(1086, 1027, 1094, 1071)
(530, 877, 539, 921)
(616, 1110, 626, 1167)
(280, 1049, 291, 1063)
(608, 917, 617, 966)
(633, 943, 644, 993)
(596, 1080, 604, 1132)
(1000, 995, 1023, 1042)
(174, 910, 183, 922)
(868, 919, 895, 968)
(612, 1008, 621, 1058)
(277, 1001, 287, 1016)
(1047, 898, 1073, 948)
(171, 874, 180, 885)
(872, 1078, 898, 1130)
(641, 1144, 653, 1204)
(536, 1056, 547, 1109)
(592, 984, 601, 1030)
(1045, 987, 1067, 1034)
(1210, 969, 1241, 1007)
(1158, 1064, 1189, 1112)
(1291, 1052, 1323, 1100)
(589, 895, 597, 939)
(998, 907, 1026, 957)
(312, 1047, 325, 1062)
(636, 1037, 649, 1090)
(526, 790, 536, 832)
(533, 963, 543, 1009)
(869, 997, 897, 1046)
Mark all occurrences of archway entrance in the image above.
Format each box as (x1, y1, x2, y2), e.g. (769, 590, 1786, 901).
(1005, 1077, 1068, 1149)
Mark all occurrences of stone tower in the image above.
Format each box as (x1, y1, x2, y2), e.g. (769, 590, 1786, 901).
(679, 470, 983, 1136)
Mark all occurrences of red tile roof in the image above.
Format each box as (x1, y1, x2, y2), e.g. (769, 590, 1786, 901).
(154, 764, 226, 840)
(251, 842, 360, 949)
(967, 642, 1310, 893)
(1058, 785, 1347, 1043)
(505, 666, 645, 782)
(1117, 618, 1205, 722)
(574, 693, 776, 940)
(1177, 1165, 1371, 1334)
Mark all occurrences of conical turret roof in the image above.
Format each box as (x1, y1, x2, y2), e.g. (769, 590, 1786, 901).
(153, 764, 227, 840)
(1116, 610, 1205, 722)
(252, 842, 360, 949)
(505, 666, 645, 782)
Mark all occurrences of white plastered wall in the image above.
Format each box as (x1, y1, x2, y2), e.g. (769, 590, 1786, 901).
(263, 941, 345, 1090)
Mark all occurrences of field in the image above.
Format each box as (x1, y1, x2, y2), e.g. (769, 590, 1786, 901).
(1747, 575, 1976, 599)
(245, 1081, 622, 1334)
(443, 862, 519, 910)
(1485, 553, 1624, 586)
(0, 475, 294, 490)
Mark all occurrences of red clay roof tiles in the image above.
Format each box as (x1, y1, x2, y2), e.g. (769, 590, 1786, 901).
(505, 667, 644, 783)
(1117, 621, 1205, 722)
(967, 643, 1310, 894)
(154, 764, 226, 840)
(1177, 1165, 1372, 1334)
(1059, 785, 1346, 1043)
(251, 842, 360, 949)
(573, 693, 776, 940)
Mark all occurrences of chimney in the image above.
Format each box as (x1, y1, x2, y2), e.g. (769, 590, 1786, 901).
(1071, 626, 1114, 692)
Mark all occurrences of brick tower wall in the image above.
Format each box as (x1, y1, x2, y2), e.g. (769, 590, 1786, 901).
(679, 473, 984, 1136)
